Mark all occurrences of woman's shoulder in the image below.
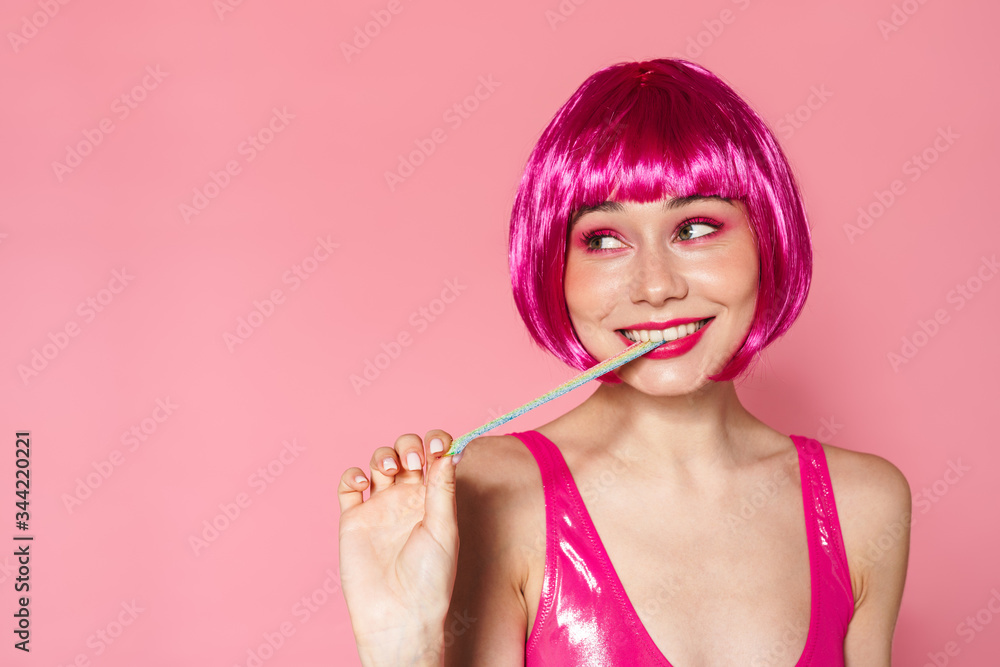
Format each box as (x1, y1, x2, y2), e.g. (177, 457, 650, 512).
(817, 440, 912, 606)
(819, 441, 911, 520)
(453, 433, 541, 492)
(452, 433, 546, 547)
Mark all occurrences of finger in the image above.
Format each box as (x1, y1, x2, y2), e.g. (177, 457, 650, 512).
(394, 433, 426, 485)
(423, 443, 459, 550)
(369, 446, 401, 494)
(337, 467, 369, 513)
(423, 429, 453, 470)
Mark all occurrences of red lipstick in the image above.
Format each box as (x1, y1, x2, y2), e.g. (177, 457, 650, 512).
(615, 318, 714, 360)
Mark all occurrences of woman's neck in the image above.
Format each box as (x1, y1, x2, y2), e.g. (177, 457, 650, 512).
(552, 379, 774, 477)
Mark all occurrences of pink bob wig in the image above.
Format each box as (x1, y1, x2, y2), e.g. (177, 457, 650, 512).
(509, 58, 812, 382)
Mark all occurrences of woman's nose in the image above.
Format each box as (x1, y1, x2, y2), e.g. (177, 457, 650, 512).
(628, 250, 688, 306)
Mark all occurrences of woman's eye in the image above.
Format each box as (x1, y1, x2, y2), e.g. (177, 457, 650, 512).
(583, 232, 625, 250)
(677, 221, 719, 241)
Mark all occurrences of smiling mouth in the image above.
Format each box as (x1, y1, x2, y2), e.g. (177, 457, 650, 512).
(617, 318, 713, 343)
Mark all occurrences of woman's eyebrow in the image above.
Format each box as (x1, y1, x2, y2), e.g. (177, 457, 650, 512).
(663, 194, 733, 210)
(570, 195, 734, 228)
(569, 201, 624, 227)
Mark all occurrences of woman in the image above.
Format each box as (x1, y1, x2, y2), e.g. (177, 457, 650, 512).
(338, 59, 910, 666)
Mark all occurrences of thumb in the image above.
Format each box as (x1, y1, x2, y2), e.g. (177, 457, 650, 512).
(422, 451, 459, 550)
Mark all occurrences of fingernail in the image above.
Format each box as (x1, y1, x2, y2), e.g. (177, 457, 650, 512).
(429, 438, 443, 454)
(354, 475, 367, 485)
(382, 457, 397, 472)
(452, 450, 464, 465)
(406, 451, 421, 471)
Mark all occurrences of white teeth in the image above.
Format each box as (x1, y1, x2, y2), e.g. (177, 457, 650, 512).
(619, 319, 710, 343)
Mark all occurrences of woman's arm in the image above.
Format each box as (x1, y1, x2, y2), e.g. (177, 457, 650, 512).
(835, 449, 912, 666)
(443, 436, 532, 666)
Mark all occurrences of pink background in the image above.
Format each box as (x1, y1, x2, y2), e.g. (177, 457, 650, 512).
(1, 1, 998, 665)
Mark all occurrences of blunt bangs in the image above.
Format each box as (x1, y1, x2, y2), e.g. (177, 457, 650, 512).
(509, 59, 812, 383)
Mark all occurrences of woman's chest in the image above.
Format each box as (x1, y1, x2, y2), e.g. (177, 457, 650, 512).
(519, 485, 814, 666)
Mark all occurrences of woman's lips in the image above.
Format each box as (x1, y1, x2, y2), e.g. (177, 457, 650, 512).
(615, 317, 714, 360)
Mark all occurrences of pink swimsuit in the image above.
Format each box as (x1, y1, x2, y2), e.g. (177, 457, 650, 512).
(510, 430, 854, 666)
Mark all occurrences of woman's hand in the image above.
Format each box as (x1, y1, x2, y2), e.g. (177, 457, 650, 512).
(337, 430, 461, 667)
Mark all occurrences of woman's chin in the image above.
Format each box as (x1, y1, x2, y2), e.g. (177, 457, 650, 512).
(612, 365, 718, 398)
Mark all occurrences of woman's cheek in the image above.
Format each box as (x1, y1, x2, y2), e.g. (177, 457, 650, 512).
(565, 269, 616, 338)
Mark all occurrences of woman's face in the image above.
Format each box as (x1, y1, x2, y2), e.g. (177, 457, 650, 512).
(564, 195, 759, 395)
